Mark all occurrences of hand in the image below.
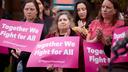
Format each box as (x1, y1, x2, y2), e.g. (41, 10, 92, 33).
(15, 48, 21, 56)
(47, 64, 63, 72)
(47, 64, 55, 71)
(96, 28, 103, 41)
(11, 49, 19, 59)
(86, 28, 103, 42)
(103, 36, 112, 45)
(72, 27, 88, 36)
(78, 20, 86, 28)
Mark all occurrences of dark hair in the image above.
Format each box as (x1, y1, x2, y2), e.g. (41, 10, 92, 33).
(124, 5, 128, 15)
(23, 0, 40, 18)
(97, 0, 120, 26)
(49, 11, 75, 34)
(0, 0, 2, 8)
(124, 5, 128, 25)
(74, 0, 90, 26)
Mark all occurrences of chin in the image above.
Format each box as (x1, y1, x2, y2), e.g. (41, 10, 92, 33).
(80, 17, 85, 20)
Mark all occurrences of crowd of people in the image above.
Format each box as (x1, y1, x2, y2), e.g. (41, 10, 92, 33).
(0, 0, 128, 72)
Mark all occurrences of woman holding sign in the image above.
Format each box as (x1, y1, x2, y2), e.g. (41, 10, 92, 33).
(46, 11, 75, 72)
(11, 0, 45, 72)
(46, 11, 84, 72)
(86, 0, 124, 57)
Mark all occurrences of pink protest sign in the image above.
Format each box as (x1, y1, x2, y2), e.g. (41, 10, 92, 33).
(0, 19, 43, 52)
(111, 26, 128, 63)
(27, 36, 80, 68)
(84, 42, 110, 72)
(0, 46, 9, 54)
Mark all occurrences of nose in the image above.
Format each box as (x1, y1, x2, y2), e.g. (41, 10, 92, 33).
(79, 9, 84, 14)
(27, 9, 31, 14)
(102, 7, 107, 12)
(61, 20, 65, 23)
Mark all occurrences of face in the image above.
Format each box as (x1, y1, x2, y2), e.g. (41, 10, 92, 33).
(44, 9, 50, 16)
(36, 0, 44, 13)
(58, 14, 70, 30)
(77, 3, 87, 20)
(101, 0, 116, 18)
(23, 2, 38, 20)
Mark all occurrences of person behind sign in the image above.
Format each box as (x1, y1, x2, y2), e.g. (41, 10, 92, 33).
(36, 0, 54, 38)
(45, 11, 85, 72)
(11, 0, 45, 72)
(109, 4, 128, 72)
(72, 0, 92, 38)
(86, 0, 125, 58)
(36, 0, 44, 20)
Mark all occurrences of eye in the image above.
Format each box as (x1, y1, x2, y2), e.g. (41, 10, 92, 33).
(63, 19, 67, 21)
(82, 8, 86, 11)
(58, 19, 62, 22)
(30, 8, 35, 11)
(101, 5, 105, 9)
(106, 6, 111, 9)
(24, 8, 28, 11)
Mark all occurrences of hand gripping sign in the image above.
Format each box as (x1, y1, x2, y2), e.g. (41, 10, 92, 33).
(0, 19, 43, 52)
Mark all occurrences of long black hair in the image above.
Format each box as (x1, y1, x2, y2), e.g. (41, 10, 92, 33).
(74, 0, 91, 28)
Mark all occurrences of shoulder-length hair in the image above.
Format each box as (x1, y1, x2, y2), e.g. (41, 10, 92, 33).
(97, 0, 120, 26)
(49, 11, 75, 34)
(23, 0, 40, 19)
(74, 0, 90, 25)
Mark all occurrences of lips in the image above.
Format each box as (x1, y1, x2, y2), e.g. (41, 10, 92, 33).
(26, 14, 32, 17)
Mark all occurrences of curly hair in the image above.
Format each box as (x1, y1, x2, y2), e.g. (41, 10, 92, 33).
(49, 11, 75, 34)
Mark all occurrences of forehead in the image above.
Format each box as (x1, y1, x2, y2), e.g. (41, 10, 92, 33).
(24, 2, 35, 8)
(77, 3, 86, 8)
(102, 0, 114, 7)
(59, 14, 68, 19)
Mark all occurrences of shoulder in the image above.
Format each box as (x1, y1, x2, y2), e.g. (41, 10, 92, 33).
(33, 18, 44, 24)
(45, 33, 56, 38)
(115, 20, 125, 27)
(91, 19, 100, 23)
(89, 19, 100, 28)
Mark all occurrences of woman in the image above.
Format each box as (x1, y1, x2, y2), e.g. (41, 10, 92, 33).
(109, 4, 128, 72)
(46, 11, 84, 72)
(74, 0, 91, 28)
(36, 0, 53, 37)
(36, 0, 44, 20)
(11, 0, 44, 72)
(86, 0, 125, 57)
(46, 11, 75, 37)
(72, 0, 91, 37)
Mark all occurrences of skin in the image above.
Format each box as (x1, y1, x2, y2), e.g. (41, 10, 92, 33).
(58, 14, 70, 31)
(23, 2, 37, 22)
(77, 3, 87, 20)
(36, 0, 44, 13)
(101, 0, 116, 23)
(87, 0, 117, 44)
